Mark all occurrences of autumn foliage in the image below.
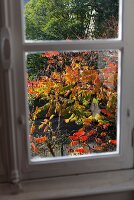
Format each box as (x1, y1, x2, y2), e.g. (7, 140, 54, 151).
(27, 50, 118, 158)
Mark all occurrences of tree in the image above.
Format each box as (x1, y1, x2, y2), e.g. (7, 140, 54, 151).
(25, 0, 119, 40)
(28, 51, 118, 157)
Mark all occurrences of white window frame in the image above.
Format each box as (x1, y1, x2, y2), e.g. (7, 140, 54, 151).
(1, 0, 134, 185)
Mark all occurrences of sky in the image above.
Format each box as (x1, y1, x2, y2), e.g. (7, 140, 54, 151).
(24, 0, 29, 3)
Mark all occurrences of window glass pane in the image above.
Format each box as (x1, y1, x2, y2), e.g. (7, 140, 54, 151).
(26, 50, 119, 160)
(24, 0, 119, 40)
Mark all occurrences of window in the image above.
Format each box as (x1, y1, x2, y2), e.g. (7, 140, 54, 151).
(1, 0, 134, 183)
(25, 1, 120, 162)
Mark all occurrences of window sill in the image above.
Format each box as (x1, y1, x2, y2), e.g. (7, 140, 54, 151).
(0, 169, 134, 200)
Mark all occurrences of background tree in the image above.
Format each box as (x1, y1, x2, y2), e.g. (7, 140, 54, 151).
(25, 0, 119, 40)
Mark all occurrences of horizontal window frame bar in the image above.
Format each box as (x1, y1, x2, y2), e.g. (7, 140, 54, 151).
(23, 40, 124, 52)
(0, 169, 134, 199)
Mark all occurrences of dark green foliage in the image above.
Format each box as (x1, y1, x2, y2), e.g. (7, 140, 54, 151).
(25, 0, 119, 40)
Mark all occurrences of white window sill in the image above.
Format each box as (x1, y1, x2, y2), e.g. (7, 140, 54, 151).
(0, 169, 134, 200)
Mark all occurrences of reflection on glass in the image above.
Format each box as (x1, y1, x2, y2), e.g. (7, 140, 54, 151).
(24, 0, 119, 40)
(27, 50, 119, 159)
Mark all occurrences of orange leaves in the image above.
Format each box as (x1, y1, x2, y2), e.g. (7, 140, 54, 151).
(108, 63, 116, 68)
(103, 123, 110, 129)
(94, 146, 103, 151)
(93, 76, 101, 86)
(69, 128, 88, 142)
(31, 142, 38, 153)
(52, 72, 61, 81)
(80, 135, 88, 141)
(101, 143, 107, 148)
(69, 129, 89, 144)
(95, 138, 103, 144)
(109, 140, 117, 145)
(39, 119, 49, 129)
(81, 69, 98, 84)
(69, 136, 79, 141)
(101, 109, 112, 117)
(41, 51, 59, 58)
(35, 136, 47, 143)
(73, 128, 85, 137)
(34, 107, 39, 115)
(28, 51, 118, 156)
(102, 63, 117, 89)
(69, 128, 96, 145)
(83, 118, 91, 126)
(101, 132, 107, 137)
(32, 107, 39, 121)
(87, 130, 96, 137)
(43, 125, 49, 133)
(70, 141, 78, 146)
(30, 124, 35, 134)
(75, 147, 87, 154)
(64, 66, 79, 84)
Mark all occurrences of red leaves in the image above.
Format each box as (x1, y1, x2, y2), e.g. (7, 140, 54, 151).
(69, 128, 89, 149)
(80, 135, 88, 141)
(109, 140, 117, 145)
(31, 142, 38, 153)
(87, 130, 96, 137)
(95, 138, 102, 144)
(70, 141, 78, 146)
(28, 51, 118, 156)
(108, 63, 116, 68)
(93, 77, 100, 85)
(73, 129, 85, 137)
(101, 109, 112, 117)
(69, 129, 85, 141)
(35, 136, 47, 143)
(101, 143, 107, 147)
(83, 118, 91, 126)
(69, 136, 79, 141)
(94, 146, 103, 151)
(101, 132, 107, 137)
(75, 147, 87, 154)
(41, 51, 60, 58)
(103, 123, 110, 129)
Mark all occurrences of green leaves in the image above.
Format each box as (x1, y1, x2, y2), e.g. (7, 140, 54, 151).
(25, 0, 118, 40)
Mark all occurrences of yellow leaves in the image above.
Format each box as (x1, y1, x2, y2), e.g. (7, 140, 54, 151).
(50, 114, 55, 120)
(65, 114, 77, 123)
(30, 124, 35, 134)
(56, 102, 62, 113)
(83, 65, 89, 70)
(39, 119, 49, 129)
(65, 118, 70, 123)
(94, 114, 101, 120)
(44, 81, 54, 95)
(75, 63, 80, 69)
(88, 115, 94, 120)
(74, 101, 85, 110)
